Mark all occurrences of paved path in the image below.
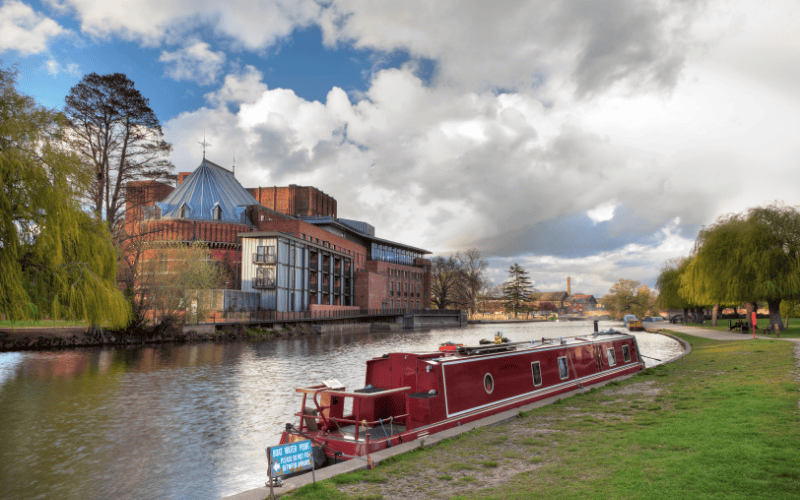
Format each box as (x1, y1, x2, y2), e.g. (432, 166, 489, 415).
(663, 324, 800, 343)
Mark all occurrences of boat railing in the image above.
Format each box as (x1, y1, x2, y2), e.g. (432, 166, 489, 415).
(295, 385, 413, 441)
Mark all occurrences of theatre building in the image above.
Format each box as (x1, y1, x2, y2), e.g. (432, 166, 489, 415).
(127, 157, 432, 312)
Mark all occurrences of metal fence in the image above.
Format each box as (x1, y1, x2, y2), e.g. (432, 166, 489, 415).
(196, 308, 462, 324)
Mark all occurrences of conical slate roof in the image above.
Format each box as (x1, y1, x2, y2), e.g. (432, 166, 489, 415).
(156, 158, 260, 224)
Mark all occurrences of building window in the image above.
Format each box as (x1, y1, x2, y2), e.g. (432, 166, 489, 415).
(180, 203, 188, 218)
(558, 357, 569, 380)
(212, 205, 222, 220)
(531, 362, 542, 387)
(256, 245, 276, 263)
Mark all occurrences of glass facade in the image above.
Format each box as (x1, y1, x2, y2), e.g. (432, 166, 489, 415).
(369, 243, 422, 265)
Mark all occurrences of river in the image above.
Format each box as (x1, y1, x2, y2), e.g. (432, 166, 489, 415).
(0, 321, 682, 500)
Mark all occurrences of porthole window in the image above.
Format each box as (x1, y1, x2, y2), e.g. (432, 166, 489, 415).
(483, 373, 494, 394)
(607, 348, 617, 366)
(622, 345, 631, 362)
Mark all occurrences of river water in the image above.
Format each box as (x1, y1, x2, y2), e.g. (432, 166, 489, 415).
(0, 321, 681, 500)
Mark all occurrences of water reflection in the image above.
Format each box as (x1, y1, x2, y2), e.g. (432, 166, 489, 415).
(0, 321, 681, 499)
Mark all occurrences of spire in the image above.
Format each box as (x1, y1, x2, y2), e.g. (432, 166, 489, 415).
(199, 130, 212, 158)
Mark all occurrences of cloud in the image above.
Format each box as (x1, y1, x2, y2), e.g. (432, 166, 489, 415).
(158, 0, 800, 295)
(205, 65, 269, 106)
(53, 0, 320, 49)
(159, 41, 226, 85)
(587, 201, 617, 224)
(319, 0, 707, 96)
(44, 58, 80, 77)
(0, 0, 66, 55)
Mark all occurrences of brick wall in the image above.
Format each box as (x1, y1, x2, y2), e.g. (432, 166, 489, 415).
(247, 185, 337, 218)
(125, 180, 174, 222)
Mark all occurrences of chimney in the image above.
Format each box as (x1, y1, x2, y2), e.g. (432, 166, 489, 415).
(567, 277, 571, 295)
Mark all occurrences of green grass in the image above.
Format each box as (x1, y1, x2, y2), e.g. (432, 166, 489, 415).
(284, 331, 800, 499)
(0, 319, 87, 328)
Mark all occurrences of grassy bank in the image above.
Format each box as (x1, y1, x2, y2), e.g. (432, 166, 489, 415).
(283, 333, 800, 499)
(683, 319, 800, 339)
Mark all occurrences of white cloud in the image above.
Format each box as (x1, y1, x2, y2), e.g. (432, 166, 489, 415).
(0, 0, 66, 55)
(44, 58, 80, 77)
(53, 0, 320, 49)
(205, 65, 269, 106)
(586, 201, 617, 224)
(158, 0, 800, 294)
(159, 41, 226, 85)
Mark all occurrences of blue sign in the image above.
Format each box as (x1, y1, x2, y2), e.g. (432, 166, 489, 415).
(269, 440, 314, 477)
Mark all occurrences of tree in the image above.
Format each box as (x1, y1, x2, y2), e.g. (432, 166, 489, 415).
(64, 73, 173, 236)
(682, 204, 800, 331)
(655, 257, 694, 322)
(139, 241, 225, 325)
(601, 279, 654, 319)
(455, 249, 488, 315)
(502, 263, 534, 318)
(0, 65, 130, 327)
(431, 255, 462, 309)
(430, 249, 490, 311)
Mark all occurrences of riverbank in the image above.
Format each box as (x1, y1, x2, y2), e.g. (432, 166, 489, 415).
(0, 323, 330, 352)
(277, 331, 800, 499)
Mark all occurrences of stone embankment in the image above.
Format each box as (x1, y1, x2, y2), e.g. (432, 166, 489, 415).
(0, 323, 323, 352)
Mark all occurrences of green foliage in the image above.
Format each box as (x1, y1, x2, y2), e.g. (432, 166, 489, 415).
(0, 65, 130, 327)
(682, 204, 800, 329)
(140, 241, 225, 324)
(655, 257, 694, 309)
(602, 279, 655, 319)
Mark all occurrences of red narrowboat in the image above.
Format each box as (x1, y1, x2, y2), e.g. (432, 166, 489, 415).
(279, 331, 644, 465)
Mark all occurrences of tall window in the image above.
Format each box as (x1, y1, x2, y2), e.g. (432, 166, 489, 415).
(256, 245, 276, 263)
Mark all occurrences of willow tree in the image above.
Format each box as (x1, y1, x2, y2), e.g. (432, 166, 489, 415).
(0, 65, 130, 327)
(656, 257, 693, 322)
(682, 204, 800, 331)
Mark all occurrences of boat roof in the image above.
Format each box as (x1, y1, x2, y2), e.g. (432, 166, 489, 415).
(385, 330, 635, 363)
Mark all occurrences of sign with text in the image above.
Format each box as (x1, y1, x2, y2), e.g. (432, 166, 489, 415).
(268, 440, 314, 477)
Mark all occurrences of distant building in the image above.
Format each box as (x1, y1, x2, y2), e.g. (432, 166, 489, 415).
(125, 156, 432, 312)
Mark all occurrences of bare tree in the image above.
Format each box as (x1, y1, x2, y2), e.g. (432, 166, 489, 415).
(456, 248, 488, 315)
(431, 255, 462, 309)
(64, 73, 174, 236)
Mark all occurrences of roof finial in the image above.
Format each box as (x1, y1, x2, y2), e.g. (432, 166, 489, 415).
(232, 149, 236, 177)
(199, 130, 212, 158)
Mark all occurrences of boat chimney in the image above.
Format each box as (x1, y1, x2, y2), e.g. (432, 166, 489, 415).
(567, 276, 571, 295)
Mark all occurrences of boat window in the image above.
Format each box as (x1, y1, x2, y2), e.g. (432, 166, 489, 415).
(607, 348, 617, 366)
(622, 345, 631, 362)
(558, 357, 569, 380)
(483, 373, 494, 394)
(531, 362, 542, 387)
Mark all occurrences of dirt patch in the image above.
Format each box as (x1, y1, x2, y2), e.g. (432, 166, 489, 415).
(603, 380, 662, 397)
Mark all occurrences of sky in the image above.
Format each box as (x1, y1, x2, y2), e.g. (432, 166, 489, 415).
(3, 0, 800, 297)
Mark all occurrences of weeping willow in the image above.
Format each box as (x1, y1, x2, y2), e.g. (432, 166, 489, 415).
(681, 204, 800, 329)
(0, 65, 130, 327)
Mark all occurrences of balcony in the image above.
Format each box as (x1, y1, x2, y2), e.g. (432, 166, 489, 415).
(252, 253, 276, 264)
(253, 278, 276, 289)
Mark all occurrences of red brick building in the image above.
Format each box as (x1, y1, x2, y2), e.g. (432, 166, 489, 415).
(126, 157, 431, 312)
